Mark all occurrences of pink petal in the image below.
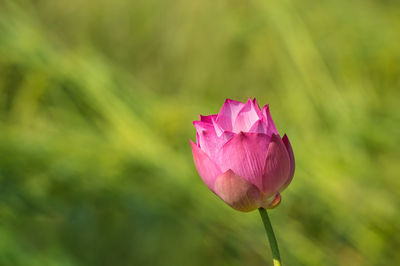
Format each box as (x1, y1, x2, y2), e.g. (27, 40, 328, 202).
(261, 134, 291, 197)
(202, 132, 234, 159)
(193, 120, 214, 133)
(249, 119, 268, 134)
(279, 134, 295, 192)
(252, 98, 262, 114)
(216, 132, 270, 190)
(200, 114, 217, 124)
(211, 116, 224, 137)
(233, 98, 262, 133)
(193, 120, 215, 150)
(196, 132, 200, 147)
(193, 121, 232, 159)
(190, 140, 222, 191)
(261, 105, 279, 136)
(214, 169, 262, 212)
(216, 99, 245, 131)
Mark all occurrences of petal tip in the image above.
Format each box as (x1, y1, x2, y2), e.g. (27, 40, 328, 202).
(261, 193, 281, 209)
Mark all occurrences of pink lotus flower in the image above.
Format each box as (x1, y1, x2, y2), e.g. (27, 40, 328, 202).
(190, 98, 295, 212)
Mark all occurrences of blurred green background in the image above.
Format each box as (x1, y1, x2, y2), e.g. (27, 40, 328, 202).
(0, 0, 399, 265)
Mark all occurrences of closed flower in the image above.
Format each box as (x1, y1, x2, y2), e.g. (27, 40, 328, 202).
(190, 98, 295, 212)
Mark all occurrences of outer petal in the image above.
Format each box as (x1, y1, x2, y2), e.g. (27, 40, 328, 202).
(216, 99, 245, 131)
(190, 140, 222, 191)
(279, 134, 295, 192)
(217, 132, 270, 190)
(261, 134, 291, 197)
(233, 98, 261, 133)
(214, 169, 262, 212)
(261, 105, 279, 136)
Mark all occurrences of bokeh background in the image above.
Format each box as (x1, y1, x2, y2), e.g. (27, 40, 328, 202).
(0, 0, 399, 265)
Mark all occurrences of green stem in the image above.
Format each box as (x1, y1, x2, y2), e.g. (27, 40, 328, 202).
(258, 208, 282, 266)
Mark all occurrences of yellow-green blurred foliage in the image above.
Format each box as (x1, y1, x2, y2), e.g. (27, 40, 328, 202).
(0, 0, 399, 265)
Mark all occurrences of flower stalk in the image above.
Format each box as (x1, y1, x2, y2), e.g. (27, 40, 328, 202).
(258, 208, 281, 266)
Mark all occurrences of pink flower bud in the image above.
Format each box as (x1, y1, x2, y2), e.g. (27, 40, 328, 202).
(191, 98, 295, 212)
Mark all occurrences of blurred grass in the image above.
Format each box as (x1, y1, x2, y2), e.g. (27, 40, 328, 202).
(0, 0, 399, 265)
